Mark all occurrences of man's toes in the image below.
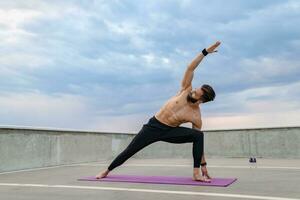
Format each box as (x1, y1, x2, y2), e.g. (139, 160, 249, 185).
(95, 175, 101, 179)
(193, 175, 212, 182)
(95, 173, 104, 179)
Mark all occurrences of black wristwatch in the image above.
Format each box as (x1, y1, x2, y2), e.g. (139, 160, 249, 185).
(202, 48, 208, 56)
(200, 162, 207, 167)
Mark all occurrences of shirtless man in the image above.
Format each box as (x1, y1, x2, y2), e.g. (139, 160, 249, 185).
(96, 41, 221, 182)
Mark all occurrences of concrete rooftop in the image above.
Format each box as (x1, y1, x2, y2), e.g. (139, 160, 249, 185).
(0, 158, 299, 200)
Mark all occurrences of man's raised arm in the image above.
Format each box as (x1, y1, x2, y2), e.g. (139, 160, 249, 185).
(180, 41, 221, 91)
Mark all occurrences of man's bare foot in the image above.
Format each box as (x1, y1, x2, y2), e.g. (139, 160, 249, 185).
(192, 174, 211, 182)
(95, 169, 110, 179)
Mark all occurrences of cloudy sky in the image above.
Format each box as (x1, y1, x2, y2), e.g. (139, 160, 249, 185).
(0, 0, 299, 133)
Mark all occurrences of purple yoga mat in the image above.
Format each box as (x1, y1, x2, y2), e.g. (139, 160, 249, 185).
(78, 174, 237, 187)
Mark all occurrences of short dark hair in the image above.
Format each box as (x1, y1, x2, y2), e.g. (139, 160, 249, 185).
(201, 84, 216, 103)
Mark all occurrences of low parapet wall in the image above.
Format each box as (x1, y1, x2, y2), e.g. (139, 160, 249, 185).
(0, 126, 299, 172)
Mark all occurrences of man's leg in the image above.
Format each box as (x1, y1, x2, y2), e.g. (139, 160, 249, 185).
(159, 126, 204, 168)
(107, 126, 156, 171)
(158, 126, 209, 182)
(96, 125, 158, 178)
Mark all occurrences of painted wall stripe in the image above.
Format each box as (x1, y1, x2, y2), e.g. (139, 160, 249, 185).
(0, 183, 299, 200)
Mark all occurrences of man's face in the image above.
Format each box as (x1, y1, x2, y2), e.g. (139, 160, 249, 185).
(191, 87, 204, 102)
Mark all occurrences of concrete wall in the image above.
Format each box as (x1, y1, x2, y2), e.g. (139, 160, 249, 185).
(133, 127, 300, 159)
(0, 126, 299, 172)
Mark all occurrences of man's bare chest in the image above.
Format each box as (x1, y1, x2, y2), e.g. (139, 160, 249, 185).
(167, 96, 200, 119)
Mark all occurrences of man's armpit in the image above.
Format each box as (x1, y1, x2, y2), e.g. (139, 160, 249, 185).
(177, 85, 192, 96)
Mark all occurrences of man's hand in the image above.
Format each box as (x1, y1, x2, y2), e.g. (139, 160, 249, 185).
(206, 41, 221, 54)
(201, 165, 212, 179)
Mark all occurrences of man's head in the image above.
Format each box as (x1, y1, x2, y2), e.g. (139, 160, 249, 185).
(187, 84, 216, 104)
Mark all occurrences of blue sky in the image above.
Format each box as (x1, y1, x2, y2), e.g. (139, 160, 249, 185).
(0, 0, 300, 132)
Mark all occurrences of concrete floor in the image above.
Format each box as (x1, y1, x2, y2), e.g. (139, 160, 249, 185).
(0, 158, 299, 200)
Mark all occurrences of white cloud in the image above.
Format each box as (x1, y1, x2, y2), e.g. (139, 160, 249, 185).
(142, 53, 155, 64)
(0, 91, 93, 129)
(0, 53, 53, 70)
(239, 56, 300, 81)
(87, 113, 151, 133)
(0, 8, 41, 29)
(203, 110, 300, 130)
(162, 57, 170, 64)
(0, 8, 41, 43)
(207, 80, 300, 115)
(201, 80, 300, 130)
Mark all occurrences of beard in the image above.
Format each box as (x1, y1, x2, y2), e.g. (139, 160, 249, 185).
(186, 91, 199, 103)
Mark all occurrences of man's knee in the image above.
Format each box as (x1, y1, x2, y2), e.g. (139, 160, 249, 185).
(194, 129, 204, 135)
(193, 130, 204, 141)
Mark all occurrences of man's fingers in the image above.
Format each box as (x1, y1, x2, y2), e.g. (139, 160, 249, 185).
(208, 50, 218, 54)
(202, 171, 211, 179)
(206, 174, 212, 179)
(212, 41, 221, 49)
(207, 41, 221, 53)
(215, 41, 221, 46)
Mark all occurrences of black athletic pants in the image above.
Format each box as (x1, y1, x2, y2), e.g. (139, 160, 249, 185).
(107, 115, 204, 171)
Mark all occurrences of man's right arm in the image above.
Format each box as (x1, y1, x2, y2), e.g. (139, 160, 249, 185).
(180, 53, 205, 91)
(180, 41, 221, 91)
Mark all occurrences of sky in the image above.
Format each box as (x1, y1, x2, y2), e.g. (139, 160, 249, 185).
(0, 0, 300, 133)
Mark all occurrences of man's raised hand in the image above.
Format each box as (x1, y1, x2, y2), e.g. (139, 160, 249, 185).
(206, 41, 221, 54)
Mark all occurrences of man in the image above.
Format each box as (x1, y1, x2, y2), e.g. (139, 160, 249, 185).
(96, 41, 221, 182)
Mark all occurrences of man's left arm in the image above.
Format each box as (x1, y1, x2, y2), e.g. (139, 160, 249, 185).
(192, 121, 211, 178)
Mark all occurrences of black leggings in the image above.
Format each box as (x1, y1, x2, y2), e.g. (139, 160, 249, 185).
(107, 116, 204, 171)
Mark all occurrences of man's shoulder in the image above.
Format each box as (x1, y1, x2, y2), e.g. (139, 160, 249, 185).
(176, 85, 192, 96)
